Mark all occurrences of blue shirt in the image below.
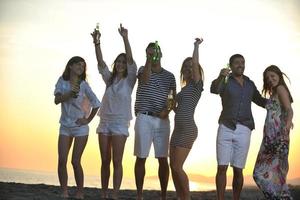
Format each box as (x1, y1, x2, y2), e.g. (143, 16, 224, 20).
(210, 74, 266, 130)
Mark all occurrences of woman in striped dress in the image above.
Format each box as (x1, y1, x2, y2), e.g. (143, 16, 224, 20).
(170, 38, 204, 200)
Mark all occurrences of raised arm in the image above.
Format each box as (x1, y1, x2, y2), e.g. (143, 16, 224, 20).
(118, 24, 133, 65)
(139, 49, 153, 84)
(91, 28, 106, 69)
(210, 68, 230, 94)
(192, 38, 203, 82)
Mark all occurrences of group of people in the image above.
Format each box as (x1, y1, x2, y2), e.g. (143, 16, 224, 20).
(54, 24, 294, 200)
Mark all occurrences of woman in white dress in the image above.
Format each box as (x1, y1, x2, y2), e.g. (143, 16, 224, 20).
(91, 24, 137, 199)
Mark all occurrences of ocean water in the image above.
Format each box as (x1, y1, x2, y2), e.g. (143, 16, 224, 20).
(0, 168, 216, 191)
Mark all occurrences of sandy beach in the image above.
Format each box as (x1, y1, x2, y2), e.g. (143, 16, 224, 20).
(1, 182, 299, 200)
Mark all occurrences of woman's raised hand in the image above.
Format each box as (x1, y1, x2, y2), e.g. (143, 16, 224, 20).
(118, 23, 128, 38)
(91, 28, 101, 44)
(194, 38, 203, 46)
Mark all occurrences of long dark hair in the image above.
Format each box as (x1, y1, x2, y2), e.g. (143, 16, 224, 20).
(107, 53, 128, 87)
(62, 56, 87, 81)
(180, 57, 204, 86)
(262, 65, 293, 102)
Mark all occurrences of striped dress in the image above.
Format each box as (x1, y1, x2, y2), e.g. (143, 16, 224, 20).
(170, 80, 203, 149)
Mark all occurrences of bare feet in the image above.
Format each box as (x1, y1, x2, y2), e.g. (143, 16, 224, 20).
(101, 190, 108, 199)
(136, 195, 143, 200)
(111, 190, 119, 199)
(61, 190, 69, 198)
(74, 191, 84, 199)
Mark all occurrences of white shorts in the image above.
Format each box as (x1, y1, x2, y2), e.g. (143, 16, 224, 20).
(59, 125, 89, 137)
(97, 119, 129, 137)
(216, 123, 251, 169)
(134, 113, 170, 158)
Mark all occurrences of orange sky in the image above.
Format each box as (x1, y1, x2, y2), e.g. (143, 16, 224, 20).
(0, 0, 299, 186)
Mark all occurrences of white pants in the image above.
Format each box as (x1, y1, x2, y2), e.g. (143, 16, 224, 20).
(134, 113, 170, 158)
(216, 123, 251, 169)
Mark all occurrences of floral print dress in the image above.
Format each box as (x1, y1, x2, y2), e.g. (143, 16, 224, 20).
(253, 97, 293, 200)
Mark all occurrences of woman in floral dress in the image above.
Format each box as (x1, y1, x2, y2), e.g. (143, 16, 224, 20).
(253, 65, 294, 200)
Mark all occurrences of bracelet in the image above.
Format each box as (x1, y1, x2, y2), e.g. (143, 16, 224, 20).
(94, 42, 100, 45)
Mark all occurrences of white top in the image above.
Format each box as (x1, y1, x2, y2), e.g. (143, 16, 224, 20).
(98, 61, 137, 122)
(54, 77, 101, 127)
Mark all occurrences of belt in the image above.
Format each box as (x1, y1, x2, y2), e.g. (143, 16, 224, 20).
(139, 111, 158, 117)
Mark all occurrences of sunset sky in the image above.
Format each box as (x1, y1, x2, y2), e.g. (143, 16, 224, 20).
(0, 0, 299, 188)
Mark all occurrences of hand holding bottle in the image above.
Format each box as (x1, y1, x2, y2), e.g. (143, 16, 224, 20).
(219, 64, 231, 83)
(223, 64, 231, 83)
(91, 23, 101, 44)
(167, 89, 175, 111)
(70, 76, 80, 98)
(146, 41, 161, 63)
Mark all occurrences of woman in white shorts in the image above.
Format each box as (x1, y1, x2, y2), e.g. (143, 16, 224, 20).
(91, 24, 137, 199)
(54, 56, 100, 199)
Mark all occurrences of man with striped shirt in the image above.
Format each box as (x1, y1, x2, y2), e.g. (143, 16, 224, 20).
(134, 42, 176, 200)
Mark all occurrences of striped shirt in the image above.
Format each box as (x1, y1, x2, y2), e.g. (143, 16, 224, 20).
(135, 66, 176, 114)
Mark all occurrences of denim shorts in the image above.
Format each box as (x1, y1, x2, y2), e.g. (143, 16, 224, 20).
(96, 119, 129, 137)
(134, 113, 170, 158)
(59, 125, 89, 137)
(216, 123, 251, 169)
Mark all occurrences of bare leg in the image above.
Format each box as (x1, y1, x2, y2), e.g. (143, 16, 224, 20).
(135, 157, 146, 200)
(170, 147, 182, 197)
(216, 165, 228, 200)
(158, 157, 169, 200)
(71, 135, 88, 199)
(232, 167, 243, 200)
(170, 146, 191, 200)
(98, 134, 112, 199)
(111, 135, 127, 199)
(58, 135, 73, 198)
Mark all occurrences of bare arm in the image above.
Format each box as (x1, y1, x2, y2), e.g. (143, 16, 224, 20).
(75, 107, 100, 126)
(86, 107, 100, 122)
(118, 24, 133, 65)
(54, 78, 80, 104)
(277, 85, 293, 131)
(54, 92, 74, 104)
(75, 82, 101, 126)
(91, 29, 106, 69)
(139, 55, 152, 84)
(192, 38, 203, 82)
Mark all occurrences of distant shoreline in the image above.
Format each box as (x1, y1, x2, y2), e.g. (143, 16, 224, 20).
(1, 182, 300, 200)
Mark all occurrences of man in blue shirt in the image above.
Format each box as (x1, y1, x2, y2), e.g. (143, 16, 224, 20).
(211, 54, 266, 200)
